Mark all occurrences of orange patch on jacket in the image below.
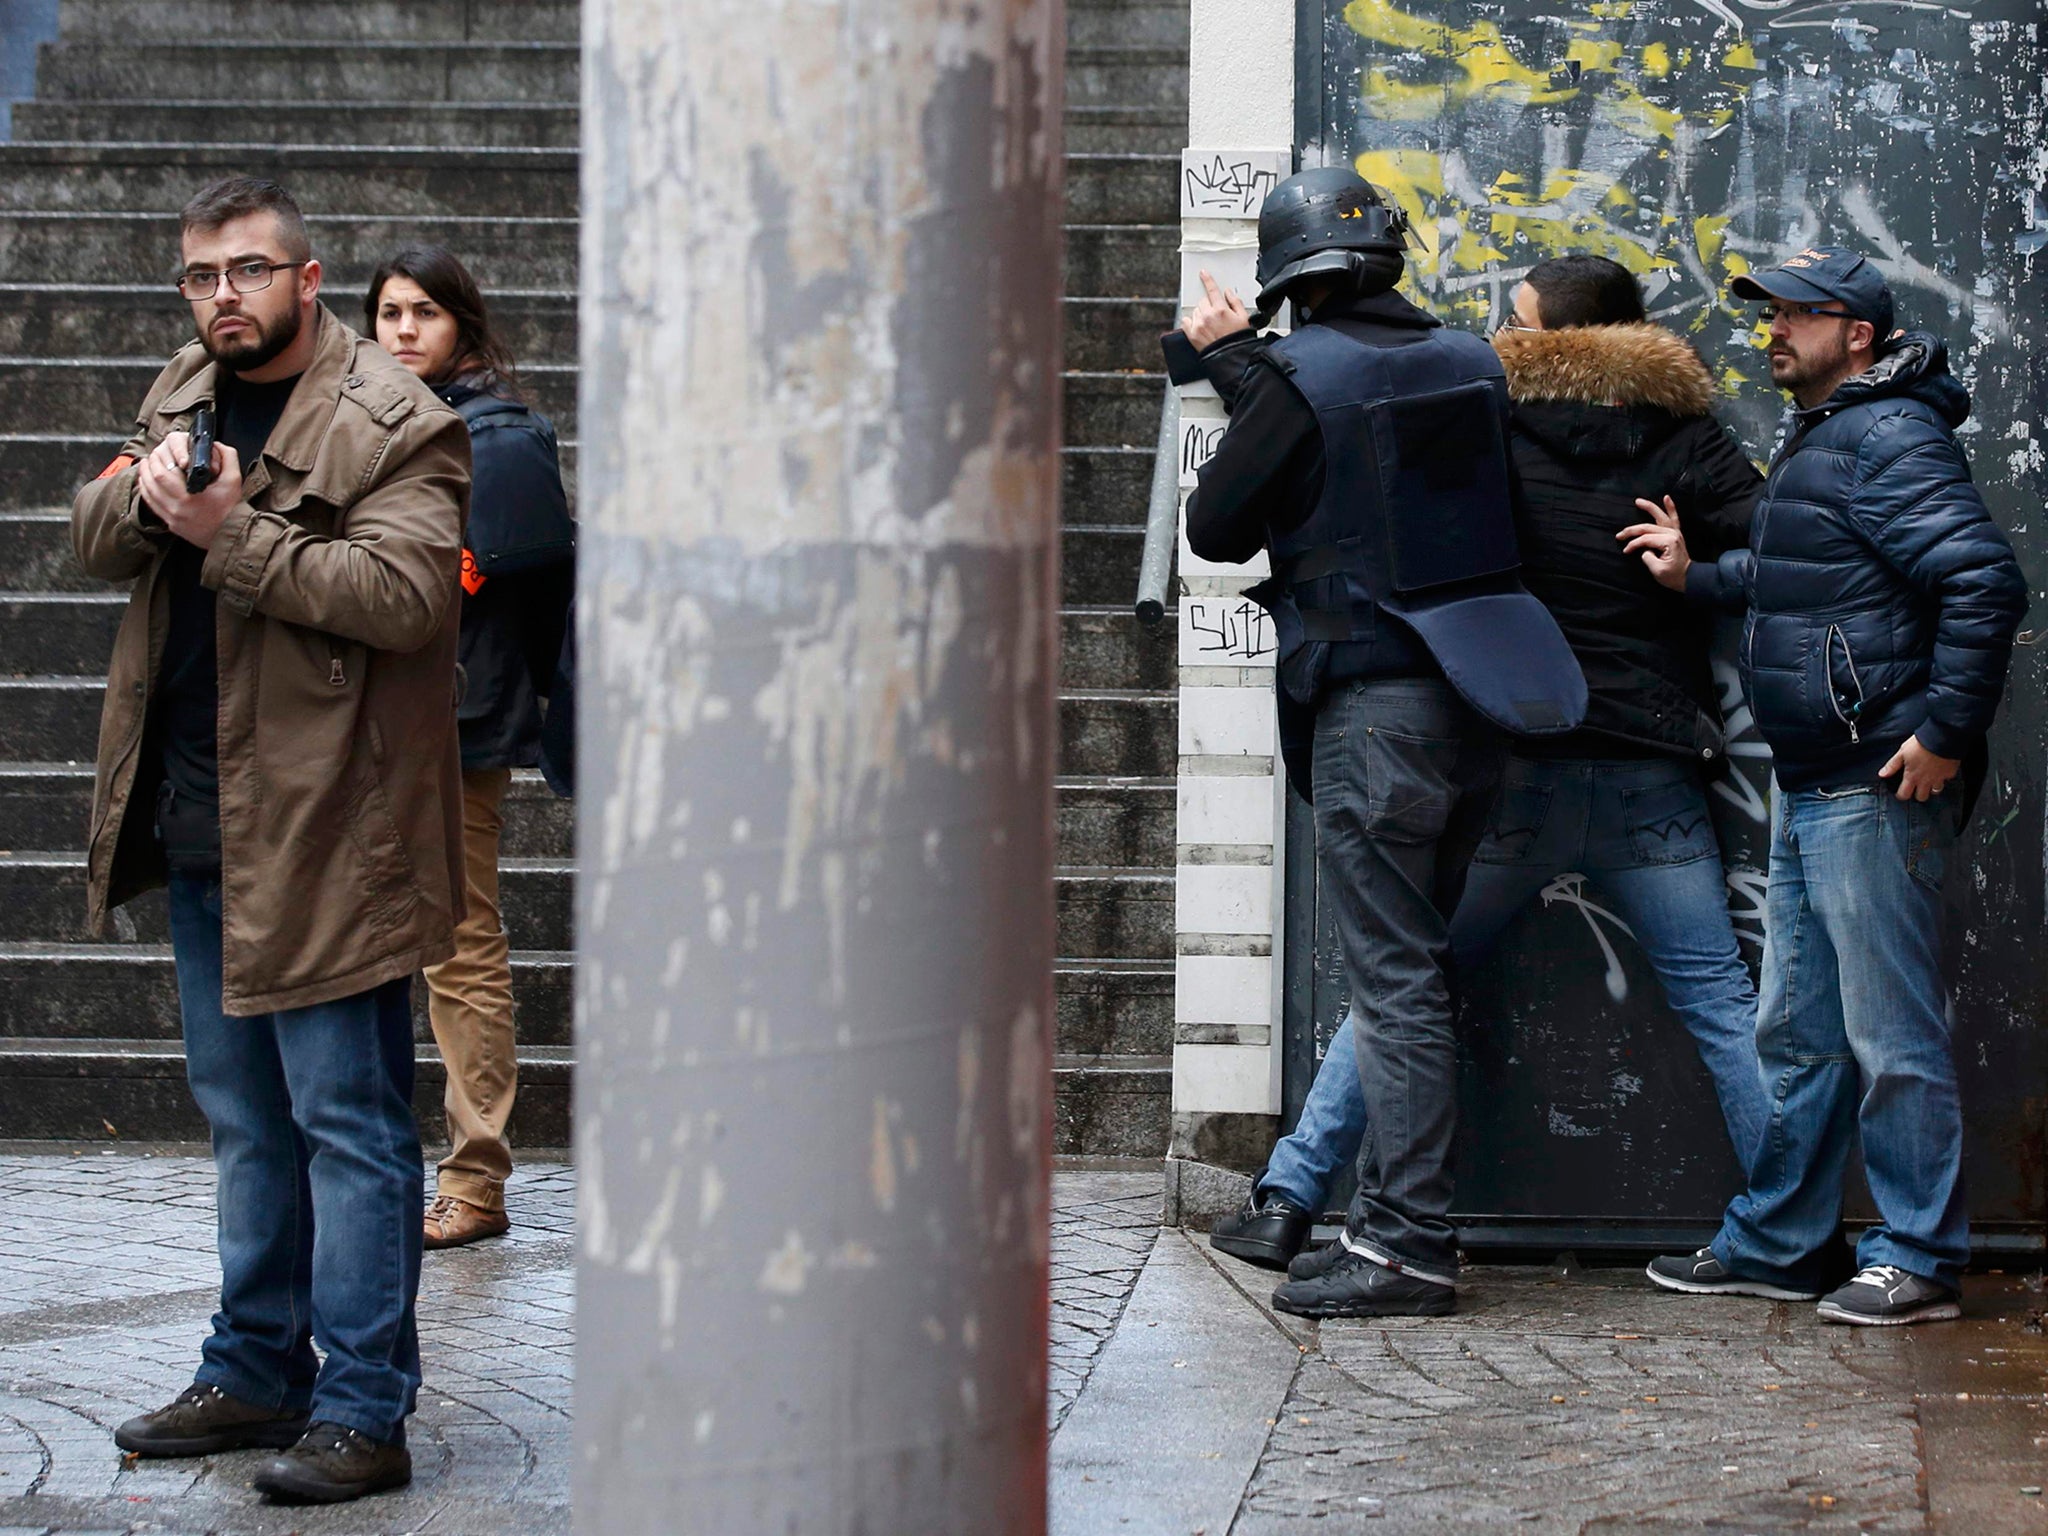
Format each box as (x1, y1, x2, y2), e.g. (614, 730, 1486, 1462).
(95, 454, 137, 481)
(460, 547, 486, 596)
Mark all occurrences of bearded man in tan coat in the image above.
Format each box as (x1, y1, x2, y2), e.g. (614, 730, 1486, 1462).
(72, 176, 469, 1507)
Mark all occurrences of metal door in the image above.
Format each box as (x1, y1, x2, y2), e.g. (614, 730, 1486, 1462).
(1283, 0, 2048, 1250)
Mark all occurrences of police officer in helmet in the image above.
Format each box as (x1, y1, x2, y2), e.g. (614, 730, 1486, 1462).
(1182, 166, 1586, 1318)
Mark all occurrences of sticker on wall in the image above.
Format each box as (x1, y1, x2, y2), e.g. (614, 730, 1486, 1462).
(1178, 246, 1261, 313)
(1181, 149, 1291, 218)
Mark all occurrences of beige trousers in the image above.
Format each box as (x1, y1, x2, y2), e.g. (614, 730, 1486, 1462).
(423, 767, 517, 1210)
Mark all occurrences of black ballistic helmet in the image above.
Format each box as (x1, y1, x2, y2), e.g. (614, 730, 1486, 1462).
(1254, 167, 1411, 311)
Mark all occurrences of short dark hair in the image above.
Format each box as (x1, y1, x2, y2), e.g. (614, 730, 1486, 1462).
(364, 244, 523, 399)
(179, 176, 312, 263)
(1523, 254, 1646, 329)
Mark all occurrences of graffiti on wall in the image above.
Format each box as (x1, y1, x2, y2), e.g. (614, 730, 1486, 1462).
(1294, 0, 2048, 1225)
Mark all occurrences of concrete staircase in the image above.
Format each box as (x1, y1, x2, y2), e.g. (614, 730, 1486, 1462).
(0, 0, 1184, 1157)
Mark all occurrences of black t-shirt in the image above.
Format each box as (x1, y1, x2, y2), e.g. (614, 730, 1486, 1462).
(154, 371, 299, 820)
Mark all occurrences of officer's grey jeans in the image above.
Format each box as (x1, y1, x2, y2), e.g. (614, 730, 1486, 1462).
(1312, 676, 1503, 1285)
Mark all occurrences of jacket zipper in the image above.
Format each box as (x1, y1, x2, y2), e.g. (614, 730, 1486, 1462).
(1824, 624, 1866, 744)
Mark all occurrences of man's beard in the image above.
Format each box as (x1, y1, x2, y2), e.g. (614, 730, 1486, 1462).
(1769, 332, 1849, 396)
(201, 302, 301, 372)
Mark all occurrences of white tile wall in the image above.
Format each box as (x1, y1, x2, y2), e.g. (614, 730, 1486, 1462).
(1177, 775, 1276, 848)
(1176, 863, 1273, 936)
(1172, 1043, 1278, 1116)
(1178, 686, 1274, 757)
(1175, 953, 1273, 1027)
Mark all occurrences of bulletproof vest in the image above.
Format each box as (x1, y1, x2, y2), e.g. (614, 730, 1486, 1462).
(1248, 322, 1587, 746)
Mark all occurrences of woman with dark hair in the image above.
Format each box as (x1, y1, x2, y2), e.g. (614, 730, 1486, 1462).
(1213, 255, 1773, 1273)
(366, 245, 574, 1250)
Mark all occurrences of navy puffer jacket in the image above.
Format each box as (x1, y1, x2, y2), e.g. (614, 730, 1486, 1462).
(1690, 333, 2027, 799)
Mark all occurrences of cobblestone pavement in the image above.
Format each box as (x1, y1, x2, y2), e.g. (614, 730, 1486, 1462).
(1212, 1248, 2048, 1533)
(0, 1153, 1161, 1534)
(1048, 1169, 1162, 1430)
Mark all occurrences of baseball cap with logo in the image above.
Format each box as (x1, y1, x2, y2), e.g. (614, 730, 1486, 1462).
(1731, 245, 1894, 337)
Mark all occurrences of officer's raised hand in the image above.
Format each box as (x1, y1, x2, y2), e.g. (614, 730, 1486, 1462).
(139, 429, 244, 552)
(1181, 269, 1253, 349)
(1618, 495, 1690, 592)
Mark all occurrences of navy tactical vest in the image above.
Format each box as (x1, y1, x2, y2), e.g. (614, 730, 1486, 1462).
(1245, 322, 1586, 750)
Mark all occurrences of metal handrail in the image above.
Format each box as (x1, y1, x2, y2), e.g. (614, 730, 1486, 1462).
(1133, 382, 1179, 628)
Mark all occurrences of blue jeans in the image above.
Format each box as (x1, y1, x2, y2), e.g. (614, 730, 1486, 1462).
(1261, 756, 1765, 1213)
(1712, 785, 1966, 1289)
(169, 875, 424, 1442)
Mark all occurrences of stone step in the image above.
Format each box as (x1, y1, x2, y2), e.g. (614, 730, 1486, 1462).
(0, 284, 575, 364)
(1056, 866, 1173, 960)
(13, 100, 582, 147)
(0, 673, 1176, 781)
(0, 759, 1169, 869)
(0, 944, 1174, 1060)
(1064, 223, 1179, 300)
(0, 851, 1174, 958)
(1060, 606, 1177, 693)
(1067, 0, 1190, 50)
(1066, 47, 1189, 112)
(0, 942, 1172, 1064)
(1054, 775, 1174, 869)
(0, 581, 1170, 690)
(0, 212, 580, 288)
(0, 761, 574, 858)
(1052, 1053, 1171, 1158)
(1065, 296, 1175, 373)
(1061, 444, 1154, 528)
(0, 941, 573, 1042)
(1065, 107, 1185, 157)
(0, 1035, 575, 1143)
(35, 42, 582, 104)
(56, 0, 581, 43)
(1064, 524, 1147, 606)
(0, 1035, 1166, 1152)
(1066, 370, 1164, 448)
(0, 355, 579, 437)
(0, 143, 578, 219)
(1064, 153, 1177, 225)
(0, 432, 580, 513)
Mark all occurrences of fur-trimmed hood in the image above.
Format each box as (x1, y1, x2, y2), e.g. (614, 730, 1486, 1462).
(1493, 322, 1718, 416)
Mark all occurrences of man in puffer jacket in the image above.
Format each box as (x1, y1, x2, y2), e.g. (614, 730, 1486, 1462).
(1625, 247, 2028, 1325)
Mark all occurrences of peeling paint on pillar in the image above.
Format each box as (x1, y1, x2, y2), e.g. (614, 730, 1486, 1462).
(572, 1, 1062, 1530)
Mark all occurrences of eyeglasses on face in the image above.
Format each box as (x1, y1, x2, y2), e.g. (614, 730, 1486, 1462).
(1758, 301, 1856, 323)
(174, 260, 308, 300)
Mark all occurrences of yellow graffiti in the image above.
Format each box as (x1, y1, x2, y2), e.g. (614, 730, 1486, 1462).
(1722, 38, 1761, 70)
(1641, 41, 1671, 77)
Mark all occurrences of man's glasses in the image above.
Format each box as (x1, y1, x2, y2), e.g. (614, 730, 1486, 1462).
(174, 260, 308, 300)
(1758, 302, 1856, 323)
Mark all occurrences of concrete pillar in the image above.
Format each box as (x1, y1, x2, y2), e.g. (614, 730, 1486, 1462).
(572, 1, 1064, 1530)
(1166, 0, 1296, 1196)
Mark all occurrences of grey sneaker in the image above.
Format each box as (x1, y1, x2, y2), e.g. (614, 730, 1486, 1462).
(1645, 1247, 1821, 1302)
(1816, 1264, 1961, 1326)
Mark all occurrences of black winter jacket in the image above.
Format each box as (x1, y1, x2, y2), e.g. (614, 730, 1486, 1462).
(1688, 334, 2027, 798)
(437, 382, 576, 774)
(1494, 323, 1759, 766)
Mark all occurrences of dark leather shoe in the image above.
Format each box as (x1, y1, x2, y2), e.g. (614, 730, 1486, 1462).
(1286, 1238, 1348, 1282)
(113, 1382, 308, 1458)
(1209, 1191, 1314, 1271)
(253, 1422, 412, 1504)
(1272, 1249, 1455, 1319)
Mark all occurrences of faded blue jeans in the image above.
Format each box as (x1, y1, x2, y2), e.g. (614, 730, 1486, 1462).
(1260, 755, 1765, 1214)
(1711, 784, 1967, 1289)
(169, 874, 424, 1443)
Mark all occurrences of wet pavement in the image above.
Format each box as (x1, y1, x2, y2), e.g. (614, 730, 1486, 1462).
(5, 1152, 2045, 1531)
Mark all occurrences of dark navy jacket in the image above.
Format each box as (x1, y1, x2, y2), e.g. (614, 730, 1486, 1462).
(1688, 334, 2027, 801)
(437, 382, 576, 775)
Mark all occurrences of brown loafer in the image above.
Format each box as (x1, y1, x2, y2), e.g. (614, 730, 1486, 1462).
(423, 1194, 509, 1250)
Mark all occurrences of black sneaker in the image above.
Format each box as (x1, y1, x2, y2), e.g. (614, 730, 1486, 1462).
(1287, 1239, 1348, 1282)
(1271, 1248, 1455, 1319)
(1816, 1265, 1961, 1326)
(1645, 1247, 1822, 1301)
(113, 1382, 309, 1458)
(252, 1422, 412, 1504)
(1209, 1190, 1314, 1271)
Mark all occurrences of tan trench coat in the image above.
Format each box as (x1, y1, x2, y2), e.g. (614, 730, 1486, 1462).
(71, 304, 471, 1015)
